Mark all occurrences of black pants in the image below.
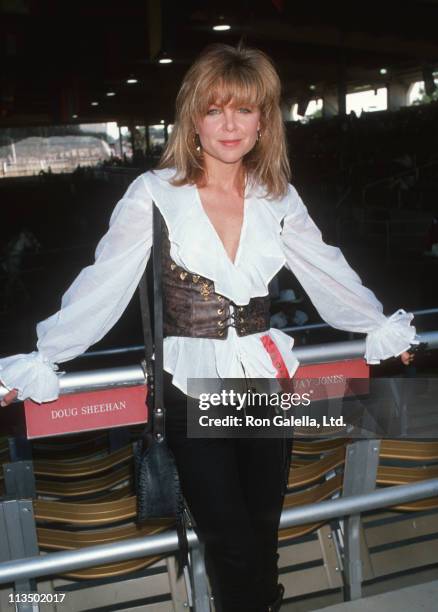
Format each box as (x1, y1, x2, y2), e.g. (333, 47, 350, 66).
(163, 372, 293, 612)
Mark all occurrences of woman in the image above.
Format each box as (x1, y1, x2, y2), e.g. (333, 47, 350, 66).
(0, 44, 417, 611)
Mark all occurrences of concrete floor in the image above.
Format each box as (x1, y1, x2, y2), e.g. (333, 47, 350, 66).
(311, 580, 438, 612)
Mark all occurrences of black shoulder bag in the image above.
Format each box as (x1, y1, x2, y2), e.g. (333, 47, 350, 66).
(133, 202, 188, 578)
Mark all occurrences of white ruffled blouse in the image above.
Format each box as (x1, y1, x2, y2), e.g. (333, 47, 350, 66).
(0, 167, 418, 403)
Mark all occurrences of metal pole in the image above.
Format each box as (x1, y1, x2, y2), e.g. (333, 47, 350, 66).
(118, 125, 123, 157)
(3, 462, 36, 498)
(0, 529, 197, 585)
(185, 508, 211, 611)
(293, 339, 368, 364)
(1, 330, 437, 401)
(1, 478, 438, 586)
(342, 440, 381, 601)
(43, 364, 144, 396)
(145, 125, 150, 156)
(11, 314, 437, 364)
(189, 541, 212, 612)
(0, 500, 40, 611)
(71, 323, 438, 360)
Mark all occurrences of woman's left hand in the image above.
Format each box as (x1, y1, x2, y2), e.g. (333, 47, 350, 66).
(400, 351, 414, 366)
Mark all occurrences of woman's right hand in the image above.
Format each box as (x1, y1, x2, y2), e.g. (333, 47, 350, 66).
(0, 385, 18, 407)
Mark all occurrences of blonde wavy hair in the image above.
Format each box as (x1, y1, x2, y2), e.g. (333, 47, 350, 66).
(157, 43, 290, 200)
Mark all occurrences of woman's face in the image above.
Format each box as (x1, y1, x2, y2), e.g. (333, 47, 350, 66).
(195, 100, 261, 165)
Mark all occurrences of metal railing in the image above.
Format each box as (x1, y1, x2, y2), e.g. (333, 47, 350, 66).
(72, 307, 438, 362)
(1, 329, 437, 399)
(1, 478, 438, 586)
(1, 328, 438, 610)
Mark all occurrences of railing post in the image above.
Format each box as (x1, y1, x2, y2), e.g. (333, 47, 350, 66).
(342, 439, 381, 601)
(189, 537, 212, 612)
(0, 500, 40, 612)
(184, 507, 211, 612)
(165, 556, 192, 611)
(0, 479, 438, 587)
(3, 462, 36, 498)
(8, 437, 32, 461)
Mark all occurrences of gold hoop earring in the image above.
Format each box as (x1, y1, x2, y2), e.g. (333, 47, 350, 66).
(256, 129, 261, 143)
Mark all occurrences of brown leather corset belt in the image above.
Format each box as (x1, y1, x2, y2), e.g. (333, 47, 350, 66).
(161, 226, 271, 339)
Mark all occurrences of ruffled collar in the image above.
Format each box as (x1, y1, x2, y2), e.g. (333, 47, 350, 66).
(142, 168, 290, 305)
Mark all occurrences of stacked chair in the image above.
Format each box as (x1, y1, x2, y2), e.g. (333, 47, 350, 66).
(2, 430, 438, 610)
(359, 440, 438, 586)
(278, 436, 348, 606)
(1, 430, 189, 611)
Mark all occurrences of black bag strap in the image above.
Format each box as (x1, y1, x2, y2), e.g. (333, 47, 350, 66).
(138, 202, 165, 441)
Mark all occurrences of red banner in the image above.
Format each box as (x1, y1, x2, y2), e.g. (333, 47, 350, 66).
(294, 359, 370, 401)
(261, 333, 369, 399)
(24, 385, 148, 439)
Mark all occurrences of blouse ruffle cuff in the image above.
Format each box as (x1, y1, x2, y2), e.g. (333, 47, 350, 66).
(364, 308, 420, 365)
(0, 351, 60, 403)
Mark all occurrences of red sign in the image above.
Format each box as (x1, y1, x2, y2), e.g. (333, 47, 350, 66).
(261, 334, 369, 399)
(24, 385, 148, 439)
(293, 359, 370, 401)
(295, 359, 369, 379)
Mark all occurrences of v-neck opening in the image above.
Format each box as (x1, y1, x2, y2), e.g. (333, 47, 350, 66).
(194, 185, 248, 267)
